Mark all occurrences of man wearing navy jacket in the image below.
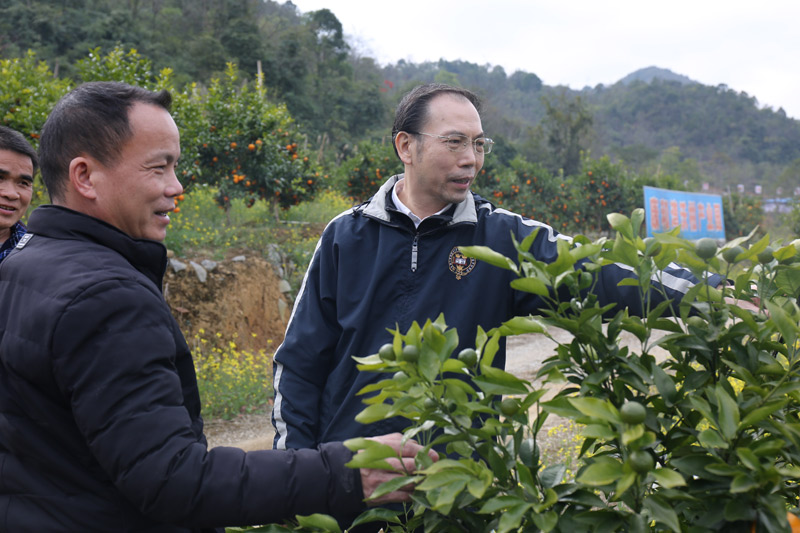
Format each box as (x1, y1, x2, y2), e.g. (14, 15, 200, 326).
(272, 83, 722, 451)
(0, 82, 429, 532)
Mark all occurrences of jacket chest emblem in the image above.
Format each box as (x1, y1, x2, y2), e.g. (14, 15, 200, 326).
(449, 247, 476, 280)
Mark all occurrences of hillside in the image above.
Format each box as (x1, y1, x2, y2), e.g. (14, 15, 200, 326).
(2, 0, 799, 195)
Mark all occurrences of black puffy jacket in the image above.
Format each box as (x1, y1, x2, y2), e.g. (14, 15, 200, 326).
(0, 206, 364, 532)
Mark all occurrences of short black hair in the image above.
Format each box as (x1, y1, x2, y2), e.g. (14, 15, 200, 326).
(391, 83, 482, 160)
(0, 125, 38, 176)
(38, 81, 172, 201)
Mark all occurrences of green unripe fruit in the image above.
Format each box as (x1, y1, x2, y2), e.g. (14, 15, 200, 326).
(457, 348, 478, 367)
(378, 343, 396, 361)
(518, 438, 540, 468)
(499, 397, 520, 417)
(722, 245, 745, 263)
(401, 345, 420, 363)
(757, 246, 775, 264)
(392, 371, 408, 381)
(695, 238, 718, 260)
(620, 401, 647, 424)
(643, 237, 662, 256)
(579, 271, 593, 289)
(422, 397, 437, 410)
(628, 450, 655, 473)
(685, 316, 706, 329)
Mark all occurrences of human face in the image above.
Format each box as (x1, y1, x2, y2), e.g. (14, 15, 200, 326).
(89, 103, 182, 242)
(0, 149, 34, 243)
(403, 94, 484, 216)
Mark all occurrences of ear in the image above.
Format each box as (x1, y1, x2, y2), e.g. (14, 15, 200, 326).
(68, 156, 98, 200)
(395, 131, 415, 166)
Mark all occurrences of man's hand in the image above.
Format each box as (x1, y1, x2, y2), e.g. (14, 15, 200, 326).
(359, 433, 438, 505)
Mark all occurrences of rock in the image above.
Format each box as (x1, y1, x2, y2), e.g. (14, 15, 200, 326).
(278, 298, 289, 323)
(264, 243, 282, 266)
(232, 255, 246, 262)
(190, 261, 207, 283)
(170, 258, 187, 272)
(278, 279, 292, 294)
(200, 259, 218, 271)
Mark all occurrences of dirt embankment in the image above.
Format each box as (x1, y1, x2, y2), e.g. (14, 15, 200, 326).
(163, 252, 290, 353)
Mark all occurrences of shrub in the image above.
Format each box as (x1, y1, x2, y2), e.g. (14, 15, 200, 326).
(336, 209, 800, 533)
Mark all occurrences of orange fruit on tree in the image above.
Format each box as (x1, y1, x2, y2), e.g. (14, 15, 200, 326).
(789, 513, 800, 532)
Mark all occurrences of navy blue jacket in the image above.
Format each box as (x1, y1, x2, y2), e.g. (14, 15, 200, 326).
(272, 175, 717, 450)
(0, 206, 364, 532)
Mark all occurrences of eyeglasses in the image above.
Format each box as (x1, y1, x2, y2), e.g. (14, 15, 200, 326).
(409, 132, 494, 154)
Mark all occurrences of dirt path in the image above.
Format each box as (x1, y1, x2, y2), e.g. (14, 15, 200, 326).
(204, 328, 667, 451)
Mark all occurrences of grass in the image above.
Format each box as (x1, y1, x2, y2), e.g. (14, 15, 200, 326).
(191, 329, 274, 419)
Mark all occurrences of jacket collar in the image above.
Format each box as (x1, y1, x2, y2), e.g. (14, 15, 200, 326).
(361, 174, 478, 225)
(25, 205, 168, 287)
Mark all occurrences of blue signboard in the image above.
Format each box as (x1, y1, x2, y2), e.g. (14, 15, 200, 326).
(643, 186, 726, 240)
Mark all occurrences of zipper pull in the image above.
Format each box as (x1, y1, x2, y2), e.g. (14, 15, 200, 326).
(411, 234, 419, 272)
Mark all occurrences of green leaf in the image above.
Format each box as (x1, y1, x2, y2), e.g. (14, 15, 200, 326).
(614, 470, 636, 496)
(715, 385, 740, 441)
(354, 402, 394, 425)
(343, 439, 397, 469)
(467, 468, 493, 499)
(349, 508, 404, 528)
(497, 503, 532, 533)
(652, 365, 678, 406)
(650, 468, 686, 488)
(510, 277, 550, 296)
(582, 424, 616, 440)
(577, 458, 624, 486)
(459, 245, 518, 273)
(698, 428, 728, 449)
(730, 473, 758, 493)
(607, 212, 634, 240)
(531, 509, 559, 532)
(621, 424, 645, 446)
(568, 397, 622, 424)
(540, 464, 567, 489)
(643, 494, 681, 532)
(495, 315, 547, 336)
(735, 447, 761, 471)
(478, 494, 527, 514)
(740, 399, 789, 429)
(545, 238, 578, 276)
(367, 475, 423, 500)
(295, 513, 341, 533)
(766, 300, 799, 348)
(416, 471, 471, 491)
(428, 479, 467, 513)
(480, 331, 501, 368)
(473, 367, 529, 395)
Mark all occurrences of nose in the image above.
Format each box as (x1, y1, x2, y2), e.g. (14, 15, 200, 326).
(457, 145, 479, 168)
(167, 168, 184, 197)
(0, 180, 19, 200)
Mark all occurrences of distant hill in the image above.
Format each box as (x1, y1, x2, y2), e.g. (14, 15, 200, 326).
(617, 66, 697, 86)
(2, 0, 798, 195)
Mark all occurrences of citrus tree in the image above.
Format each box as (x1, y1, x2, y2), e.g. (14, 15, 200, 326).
(277, 209, 800, 533)
(171, 63, 320, 214)
(0, 50, 70, 143)
(334, 140, 402, 203)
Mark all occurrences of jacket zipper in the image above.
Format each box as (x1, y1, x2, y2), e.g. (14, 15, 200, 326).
(411, 233, 419, 272)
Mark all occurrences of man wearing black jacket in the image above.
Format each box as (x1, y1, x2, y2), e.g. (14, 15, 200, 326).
(0, 82, 429, 532)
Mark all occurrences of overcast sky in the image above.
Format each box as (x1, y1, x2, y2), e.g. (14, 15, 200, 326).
(288, 0, 800, 120)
